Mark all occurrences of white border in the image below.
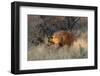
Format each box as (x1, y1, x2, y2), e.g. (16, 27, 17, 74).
(20, 6, 94, 70)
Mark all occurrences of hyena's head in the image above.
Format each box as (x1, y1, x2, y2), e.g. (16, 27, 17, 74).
(47, 34, 62, 46)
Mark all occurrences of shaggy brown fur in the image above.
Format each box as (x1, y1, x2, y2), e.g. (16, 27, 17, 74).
(50, 31, 76, 46)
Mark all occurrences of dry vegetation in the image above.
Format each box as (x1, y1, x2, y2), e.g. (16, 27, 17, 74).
(28, 32, 88, 60)
(28, 15, 88, 61)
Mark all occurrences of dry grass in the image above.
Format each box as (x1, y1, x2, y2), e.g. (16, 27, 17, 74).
(28, 33, 88, 61)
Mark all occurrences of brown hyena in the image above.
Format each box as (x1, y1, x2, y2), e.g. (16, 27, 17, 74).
(48, 31, 76, 47)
